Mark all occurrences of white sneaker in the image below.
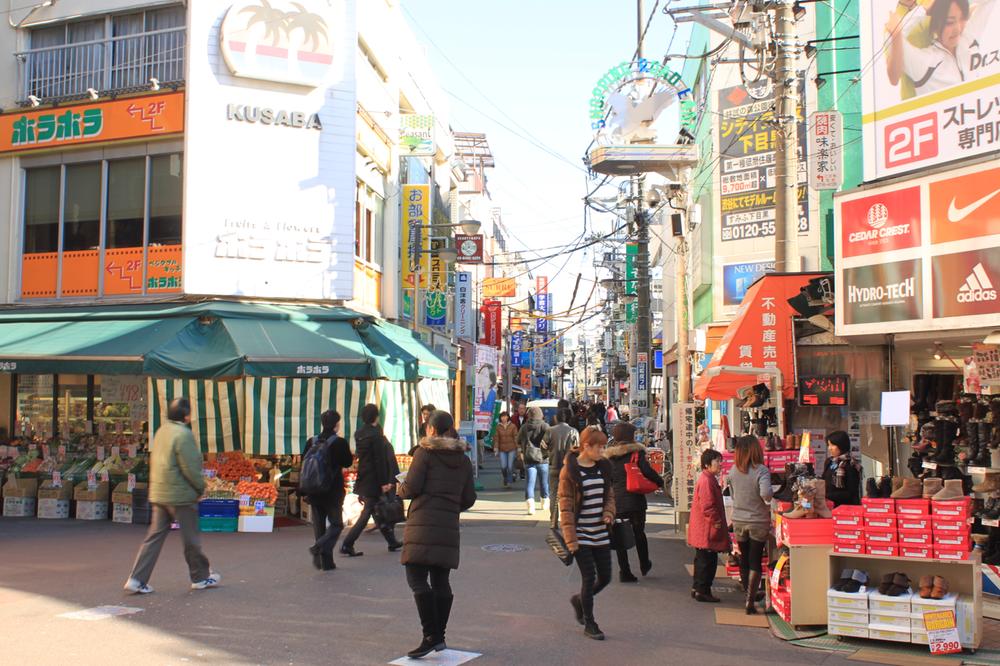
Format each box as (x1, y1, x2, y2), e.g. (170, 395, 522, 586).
(191, 572, 222, 590)
(123, 578, 154, 595)
(542, 498, 551, 511)
(526, 499, 535, 515)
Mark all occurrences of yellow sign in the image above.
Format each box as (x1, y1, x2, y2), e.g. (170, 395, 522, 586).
(482, 277, 516, 298)
(401, 185, 429, 289)
(923, 610, 956, 632)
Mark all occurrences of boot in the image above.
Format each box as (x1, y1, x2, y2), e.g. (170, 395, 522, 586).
(891, 477, 922, 499)
(380, 523, 403, 552)
(881, 476, 895, 499)
(408, 591, 441, 659)
(922, 477, 944, 499)
(745, 570, 761, 615)
(434, 593, 453, 651)
(526, 499, 535, 515)
(866, 478, 879, 499)
(973, 474, 1000, 494)
(932, 479, 965, 501)
(320, 553, 335, 571)
(812, 479, 833, 518)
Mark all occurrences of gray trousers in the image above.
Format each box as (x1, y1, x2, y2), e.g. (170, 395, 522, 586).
(549, 472, 561, 529)
(128, 503, 210, 584)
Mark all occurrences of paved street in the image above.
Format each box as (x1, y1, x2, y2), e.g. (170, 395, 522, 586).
(0, 463, 862, 666)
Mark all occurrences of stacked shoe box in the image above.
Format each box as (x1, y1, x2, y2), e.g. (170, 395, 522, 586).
(833, 504, 865, 555)
(910, 592, 957, 645)
(931, 498, 973, 560)
(867, 589, 914, 643)
(827, 586, 870, 638)
(862, 497, 899, 557)
(894, 499, 932, 558)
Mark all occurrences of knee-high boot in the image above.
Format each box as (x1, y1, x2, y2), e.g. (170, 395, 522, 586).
(434, 593, 453, 650)
(745, 571, 761, 615)
(408, 591, 443, 659)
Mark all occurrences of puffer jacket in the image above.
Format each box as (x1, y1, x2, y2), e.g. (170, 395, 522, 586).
(148, 421, 205, 506)
(398, 436, 477, 570)
(558, 451, 616, 551)
(494, 421, 518, 453)
(353, 423, 394, 497)
(604, 441, 664, 515)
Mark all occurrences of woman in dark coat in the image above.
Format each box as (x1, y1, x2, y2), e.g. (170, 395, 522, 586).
(822, 430, 862, 506)
(339, 404, 402, 557)
(604, 422, 664, 582)
(398, 410, 476, 659)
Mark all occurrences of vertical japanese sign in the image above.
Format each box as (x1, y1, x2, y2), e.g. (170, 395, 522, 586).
(474, 345, 499, 430)
(479, 299, 502, 348)
(454, 271, 473, 340)
(626, 242, 637, 323)
(672, 402, 699, 512)
(401, 184, 429, 290)
(425, 236, 447, 327)
(808, 110, 842, 190)
(511, 330, 524, 367)
(536, 275, 548, 295)
(536, 293, 549, 333)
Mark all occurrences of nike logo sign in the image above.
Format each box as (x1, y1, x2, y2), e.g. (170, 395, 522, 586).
(948, 187, 1000, 222)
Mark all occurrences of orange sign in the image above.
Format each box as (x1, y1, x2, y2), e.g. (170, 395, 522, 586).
(0, 92, 184, 154)
(482, 277, 516, 298)
(928, 166, 1000, 245)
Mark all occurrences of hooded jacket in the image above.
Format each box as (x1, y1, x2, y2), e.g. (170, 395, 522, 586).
(399, 436, 477, 570)
(517, 407, 550, 465)
(604, 441, 664, 515)
(558, 451, 616, 551)
(544, 422, 579, 473)
(353, 422, 394, 497)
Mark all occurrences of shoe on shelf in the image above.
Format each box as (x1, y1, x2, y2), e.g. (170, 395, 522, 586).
(890, 478, 922, 499)
(123, 578, 154, 595)
(865, 478, 879, 499)
(932, 479, 965, 501)
(339, 545, 364, 557)
(191, 572, 222, 590)
(931, 576, 950, 600)
(919, 575, 934, 599)
(922, 477, 944, 499)
(972, 473, 1000, 494)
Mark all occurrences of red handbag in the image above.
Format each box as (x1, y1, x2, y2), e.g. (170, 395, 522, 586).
(625, 452, 659, 494)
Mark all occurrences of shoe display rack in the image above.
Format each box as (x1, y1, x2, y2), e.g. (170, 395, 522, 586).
(769, 542, 833, 626)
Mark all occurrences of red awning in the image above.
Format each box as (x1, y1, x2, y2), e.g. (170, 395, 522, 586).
(694, 274, 818, 401)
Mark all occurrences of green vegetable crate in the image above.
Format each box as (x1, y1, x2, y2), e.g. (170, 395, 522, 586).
(198, 516, 237, 532)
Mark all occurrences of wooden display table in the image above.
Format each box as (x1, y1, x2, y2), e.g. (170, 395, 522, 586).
(771, 544, 832, 627)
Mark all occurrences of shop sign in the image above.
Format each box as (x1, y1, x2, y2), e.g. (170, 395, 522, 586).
(933, 250, 1000, 318)
(425, 236, 448, 327)
(859, 1, 1000, 181)
(399, 114, 435, 156)
(975, 344, 1000, 387)
(401, 184, 430, 290)
(672, 402, 699, 512)
(510, 331, 523, 367)
(839, 186, 921, 258)
(536, 275, 548, 295)
(625, 243, 637, 323)
(587, 59, 694, 137)
(220, 0, 336, 88)
(482, 277, 516, 298)
(923, 610, 962, 655)
(535, 294, 550, 333)
(0, 361, 17, 372)
(799, 375, 849, 407)
(843, 259, 923, 325)
(0, 92, 184, 154)
(479, 299, 502, 349)
(717, 83, 809, 243)
(808, 110, 842, 190)
(474, 345, 498, 430)
(454, 234, 483, 263)
(225, 104, 322, 129)
(722, 260, 774, 306)
(454, 272, 474, 341)
(928, 166, 1000, 244)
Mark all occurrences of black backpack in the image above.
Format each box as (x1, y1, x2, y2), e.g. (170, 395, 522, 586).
(299, 435, 336, 496)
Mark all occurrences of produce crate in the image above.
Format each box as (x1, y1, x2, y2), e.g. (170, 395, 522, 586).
(112, 503, 133, 524)
(199, 516, 237, 532)
(76, 500, 108, 520)
(38, 498, 70, 519)
(238, 514, 274, 532)
(198, 499, 239, 518)
(4, 496, 36, 516)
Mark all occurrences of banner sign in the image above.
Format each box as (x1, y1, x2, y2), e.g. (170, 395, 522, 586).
(399, 114, 435, 156)
(860, 0, 1000, 181)
(455, 271, 474, 340)
(808, 110, 842, 190)
(843, 259, 923, 325)
(511, 331, 524, 367)
(482, 277, 516, 298)
(672, 402, 700, 512)
(454, 234, 483, 263)
(425, 239, 447, 327)
(536, 275, 548, 295)
(479, 299, 502, 348)
(722, 260, 774, 307)
(474, 345, 499, 430)
(626, 242, 637, 323)
(402, 184, 430, 289)
(799, 375, 849, 407)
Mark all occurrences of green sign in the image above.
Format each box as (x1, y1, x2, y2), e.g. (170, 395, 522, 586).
(626, 242, 637, 324)
(12, 108, 103, 146)
(589, 59, 691, 131)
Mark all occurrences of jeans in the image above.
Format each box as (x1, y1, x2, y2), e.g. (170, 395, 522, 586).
(309, 494, 345, 556)
(692, 548, 719, 595)
(341, 495, 397, 549)
(405, 563, 452, 596)
(499, 450, 517, 485)
(525, 463, 549, 500)
(128, 504, 210, 585)
(575, 545, 611, 621)
(614, 510, 650, 575)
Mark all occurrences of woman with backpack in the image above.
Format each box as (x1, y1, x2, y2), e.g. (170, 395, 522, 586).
(517, 406, 551, 515)
(398, 410, 477, 658)
(301, 410, 354, 571)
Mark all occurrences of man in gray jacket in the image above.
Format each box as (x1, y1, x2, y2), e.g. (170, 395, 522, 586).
(544, 407, 579, 528)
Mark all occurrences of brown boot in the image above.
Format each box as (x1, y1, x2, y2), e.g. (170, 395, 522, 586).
(890, 477, 922, 499)
(922, 477, 944, 499)
(932, 479, 965, 501)
(812, 479, 833, 518)
(783, 483, 817, 519)
(972, 473, 1000, 494)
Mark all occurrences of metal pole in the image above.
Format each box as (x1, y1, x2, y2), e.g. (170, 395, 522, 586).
(636, 186, 651, 418)
(676, 234, 690, 402)
(637, 0, 645, 59)
(772, 0, 801, 272)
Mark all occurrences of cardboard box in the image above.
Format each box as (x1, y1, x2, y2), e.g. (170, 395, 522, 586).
(866, 527, 898, 543)
(112, 503, 133, 524)
(37, 480, 72, 500)
(76, 500, 108, 520)
(868, 590, 913, 613)
(828, 621, 869, 638)
(895, 498, 931, 515)
(897, 514, 932, 530)
(828, 587, 870, 610)
(864, 514, 898, 530)
(898, 528, 933, 546)
(3, 496, 36, 516)
(829, 607, 869, 625)
(74, 481, 109, 502)
(37, 497, 70, 519)
(3, 477, 38, 498)
(866, 542, 899, 557)
(112, 482, 148, 505)
(862, 497, 895, 514)
(237, 514, 274, 533)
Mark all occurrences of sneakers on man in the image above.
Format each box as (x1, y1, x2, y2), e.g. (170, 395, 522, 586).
(123, 578, 154, 595)
(191, 572, 222, 590)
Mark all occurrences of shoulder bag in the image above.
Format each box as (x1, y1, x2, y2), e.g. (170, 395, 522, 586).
(625, 451, 660, 494)
(546, 527, 574, 566)
(373, 490, 405, 525)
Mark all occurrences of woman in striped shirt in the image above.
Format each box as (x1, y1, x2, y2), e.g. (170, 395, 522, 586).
(558, 426, 616, 640)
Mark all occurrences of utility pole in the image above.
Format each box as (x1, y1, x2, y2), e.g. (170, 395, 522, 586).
(632, 0, 652, 419)
(675, 229, 690, 403)
(772, 0, 801, 272)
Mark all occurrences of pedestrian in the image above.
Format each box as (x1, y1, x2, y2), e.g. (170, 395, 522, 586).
(517, 405, 551, 515)
(123, 398, 219, 594)
(823, 430, 862, 506)
(340, 403, 403, 557)
(687, 448, 729, 602)
(605, 421, 663, 582)
(727, 434, 773, 614)
(544, 407, 579, 528)
(302, 410, 354, 571)
(494, 411, 518, 489)
(511, 400, 527, 429)
(559, 425, 615, 640)
(411, 404, 436, 455)
(398, 410, 477, 658)
(606, 402, 619, 424)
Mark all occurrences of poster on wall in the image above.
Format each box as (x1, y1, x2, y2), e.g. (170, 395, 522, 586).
(860, 0, 1000, 181)
(474, 346, 498, 431)
(672, 402, 700, 512)
(722, 260, 774, 306)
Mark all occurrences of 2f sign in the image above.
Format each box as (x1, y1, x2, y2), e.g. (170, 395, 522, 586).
(885, 112, 938, 169)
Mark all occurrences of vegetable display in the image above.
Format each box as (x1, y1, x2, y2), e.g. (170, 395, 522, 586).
(235, 481, 278, 505)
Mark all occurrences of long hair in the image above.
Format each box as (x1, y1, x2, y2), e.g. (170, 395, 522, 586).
(734, 435, 763, 474)
(929, 0, 969, 39)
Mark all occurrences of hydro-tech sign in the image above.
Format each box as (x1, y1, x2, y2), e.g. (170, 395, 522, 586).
(843, 259, 922, 325)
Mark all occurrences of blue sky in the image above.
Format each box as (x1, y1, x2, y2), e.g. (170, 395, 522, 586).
(403, 0, 690, 330)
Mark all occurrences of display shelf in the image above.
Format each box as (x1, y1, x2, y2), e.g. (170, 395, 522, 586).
(771, 544, 832, 627)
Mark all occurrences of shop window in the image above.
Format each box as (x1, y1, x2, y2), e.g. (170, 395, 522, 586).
(149, 154, 182, 245)
(63, 163, 101, 251)
(354, 182, 384, 269)
(107, 158, 145, 248)
(11, 374, 146, 439)
(94, 375, 146, 435)
(354, 195, 362, 259)
(15, 374, 53, 436)
(57, 374, 89, 436)
(23, 166, 59, 253)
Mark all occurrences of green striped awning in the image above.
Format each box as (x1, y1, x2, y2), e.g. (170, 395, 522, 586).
(148, 379, 243, 453)
(375, 380, 420, 455)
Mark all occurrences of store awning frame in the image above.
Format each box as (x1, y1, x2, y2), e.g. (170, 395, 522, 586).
(701, 365, 785, 433)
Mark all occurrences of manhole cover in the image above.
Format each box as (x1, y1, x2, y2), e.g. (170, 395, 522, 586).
(481, 544, 530, 553)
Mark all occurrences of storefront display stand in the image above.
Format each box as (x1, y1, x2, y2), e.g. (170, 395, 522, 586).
(774, 544, 833, 628)
(827, 551, 982, 651)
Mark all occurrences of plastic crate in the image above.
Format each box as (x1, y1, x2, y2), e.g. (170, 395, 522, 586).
(198, 499, 239, 518)
(198, 516, 237, 532)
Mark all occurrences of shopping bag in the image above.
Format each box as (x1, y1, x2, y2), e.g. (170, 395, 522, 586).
(625, 452, 659, 494)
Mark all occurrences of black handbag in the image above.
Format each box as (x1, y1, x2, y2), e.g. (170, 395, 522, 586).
(611, 518, 635, 550)
(373, 492, 405, 525)
(546, 527, 574, 566)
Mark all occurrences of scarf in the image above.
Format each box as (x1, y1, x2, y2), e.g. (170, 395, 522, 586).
(830, 453, 857, 489)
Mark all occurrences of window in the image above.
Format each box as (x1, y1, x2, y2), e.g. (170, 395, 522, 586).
(353, 182, 385, 268)
(149, 154, 182, 245)
(106, 158, 145, 248)
(62, 162, 101, 252)
(23, 167, 59, 253)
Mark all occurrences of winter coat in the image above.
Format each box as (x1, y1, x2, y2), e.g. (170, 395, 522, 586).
(687, 470, 731, 553)
(302, 432, 354, 502)
(398, 436, 477, 570)
(517, 416, 550, 465)
(821, 456, 862, 507)
(604, 441, 664, 515)
(148, 420, 205, 506)
(494, 421, 518, 453)
(544, 423, 579, 473)
(558, 451, 616, 552)
(353, 423, 394, 498)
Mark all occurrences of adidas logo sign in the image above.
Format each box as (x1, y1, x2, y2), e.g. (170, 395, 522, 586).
(958, 263, 998, 303)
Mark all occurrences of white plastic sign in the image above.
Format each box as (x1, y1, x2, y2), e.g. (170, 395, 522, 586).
(86, 470, 97, 491)
(52, 471, 62, 488)
(97, 446, 105, 461)
(127, 474, 136, 492)
(239, 494, 251, 507)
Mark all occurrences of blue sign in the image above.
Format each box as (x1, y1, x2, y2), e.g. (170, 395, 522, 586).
(536, 317, 548, 333)
(536, 294, 549, 312)
(722, 261, 774, 306)
(637, 354, 648, 392)
(654, 349, 663, 370)
(511, 331, 523, 367)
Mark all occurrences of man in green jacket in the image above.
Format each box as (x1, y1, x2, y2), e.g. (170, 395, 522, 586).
(124, 398, 219, 594)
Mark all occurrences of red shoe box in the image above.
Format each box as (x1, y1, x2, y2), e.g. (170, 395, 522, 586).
(862, 498, 895, 515)
(934, 546, 972, 560)
(833, 504, 864, 528)
(833, 540, 865, 555)
(775, 500, 794, 514)
(897, 514, 932, 530)
(898, 528, 933, 546)
(932, 517, 970, 533)
(833, 527, 864, 542)
(866, 527, 898, 544)
(896, 498, 931, 515)
(933, 532, 972, 549)
(900, 544, 933, 559)
(770, 588, 791, 622)
(781, 517, 834, 546)
(866, 542, 900, 557)
(865, 514, 898, 530)
(931, 498, 973, 519)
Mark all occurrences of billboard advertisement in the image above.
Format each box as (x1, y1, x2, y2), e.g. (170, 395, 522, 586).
(860, 0, 1000, 180)
(722, 260, 775, 306)
(474, 345, 498, 431)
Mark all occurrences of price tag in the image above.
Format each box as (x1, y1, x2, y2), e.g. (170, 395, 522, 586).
(58, 445, 66, 457)
(239, 494, 251, 507)
(98, 421, 106, 435)
(922, 461, 938, 470)
(85, 420, 93, 435)
(127, 445, 137, 457)
(87, 470, 97, 491)
(127, 473, 136, 492)
(254, 499, 265, 514)
(241, 476, 253, 483)
(924, 610, 962, 655)
(100, 469, 109, 483)
(97, 446, 105, 461)
(52, 471, 62, 488)
(770, 553, 788, 590)
(111, 446, 120, 459)
(982, 517, 1000, 528)
(968, 466, 989, 475)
